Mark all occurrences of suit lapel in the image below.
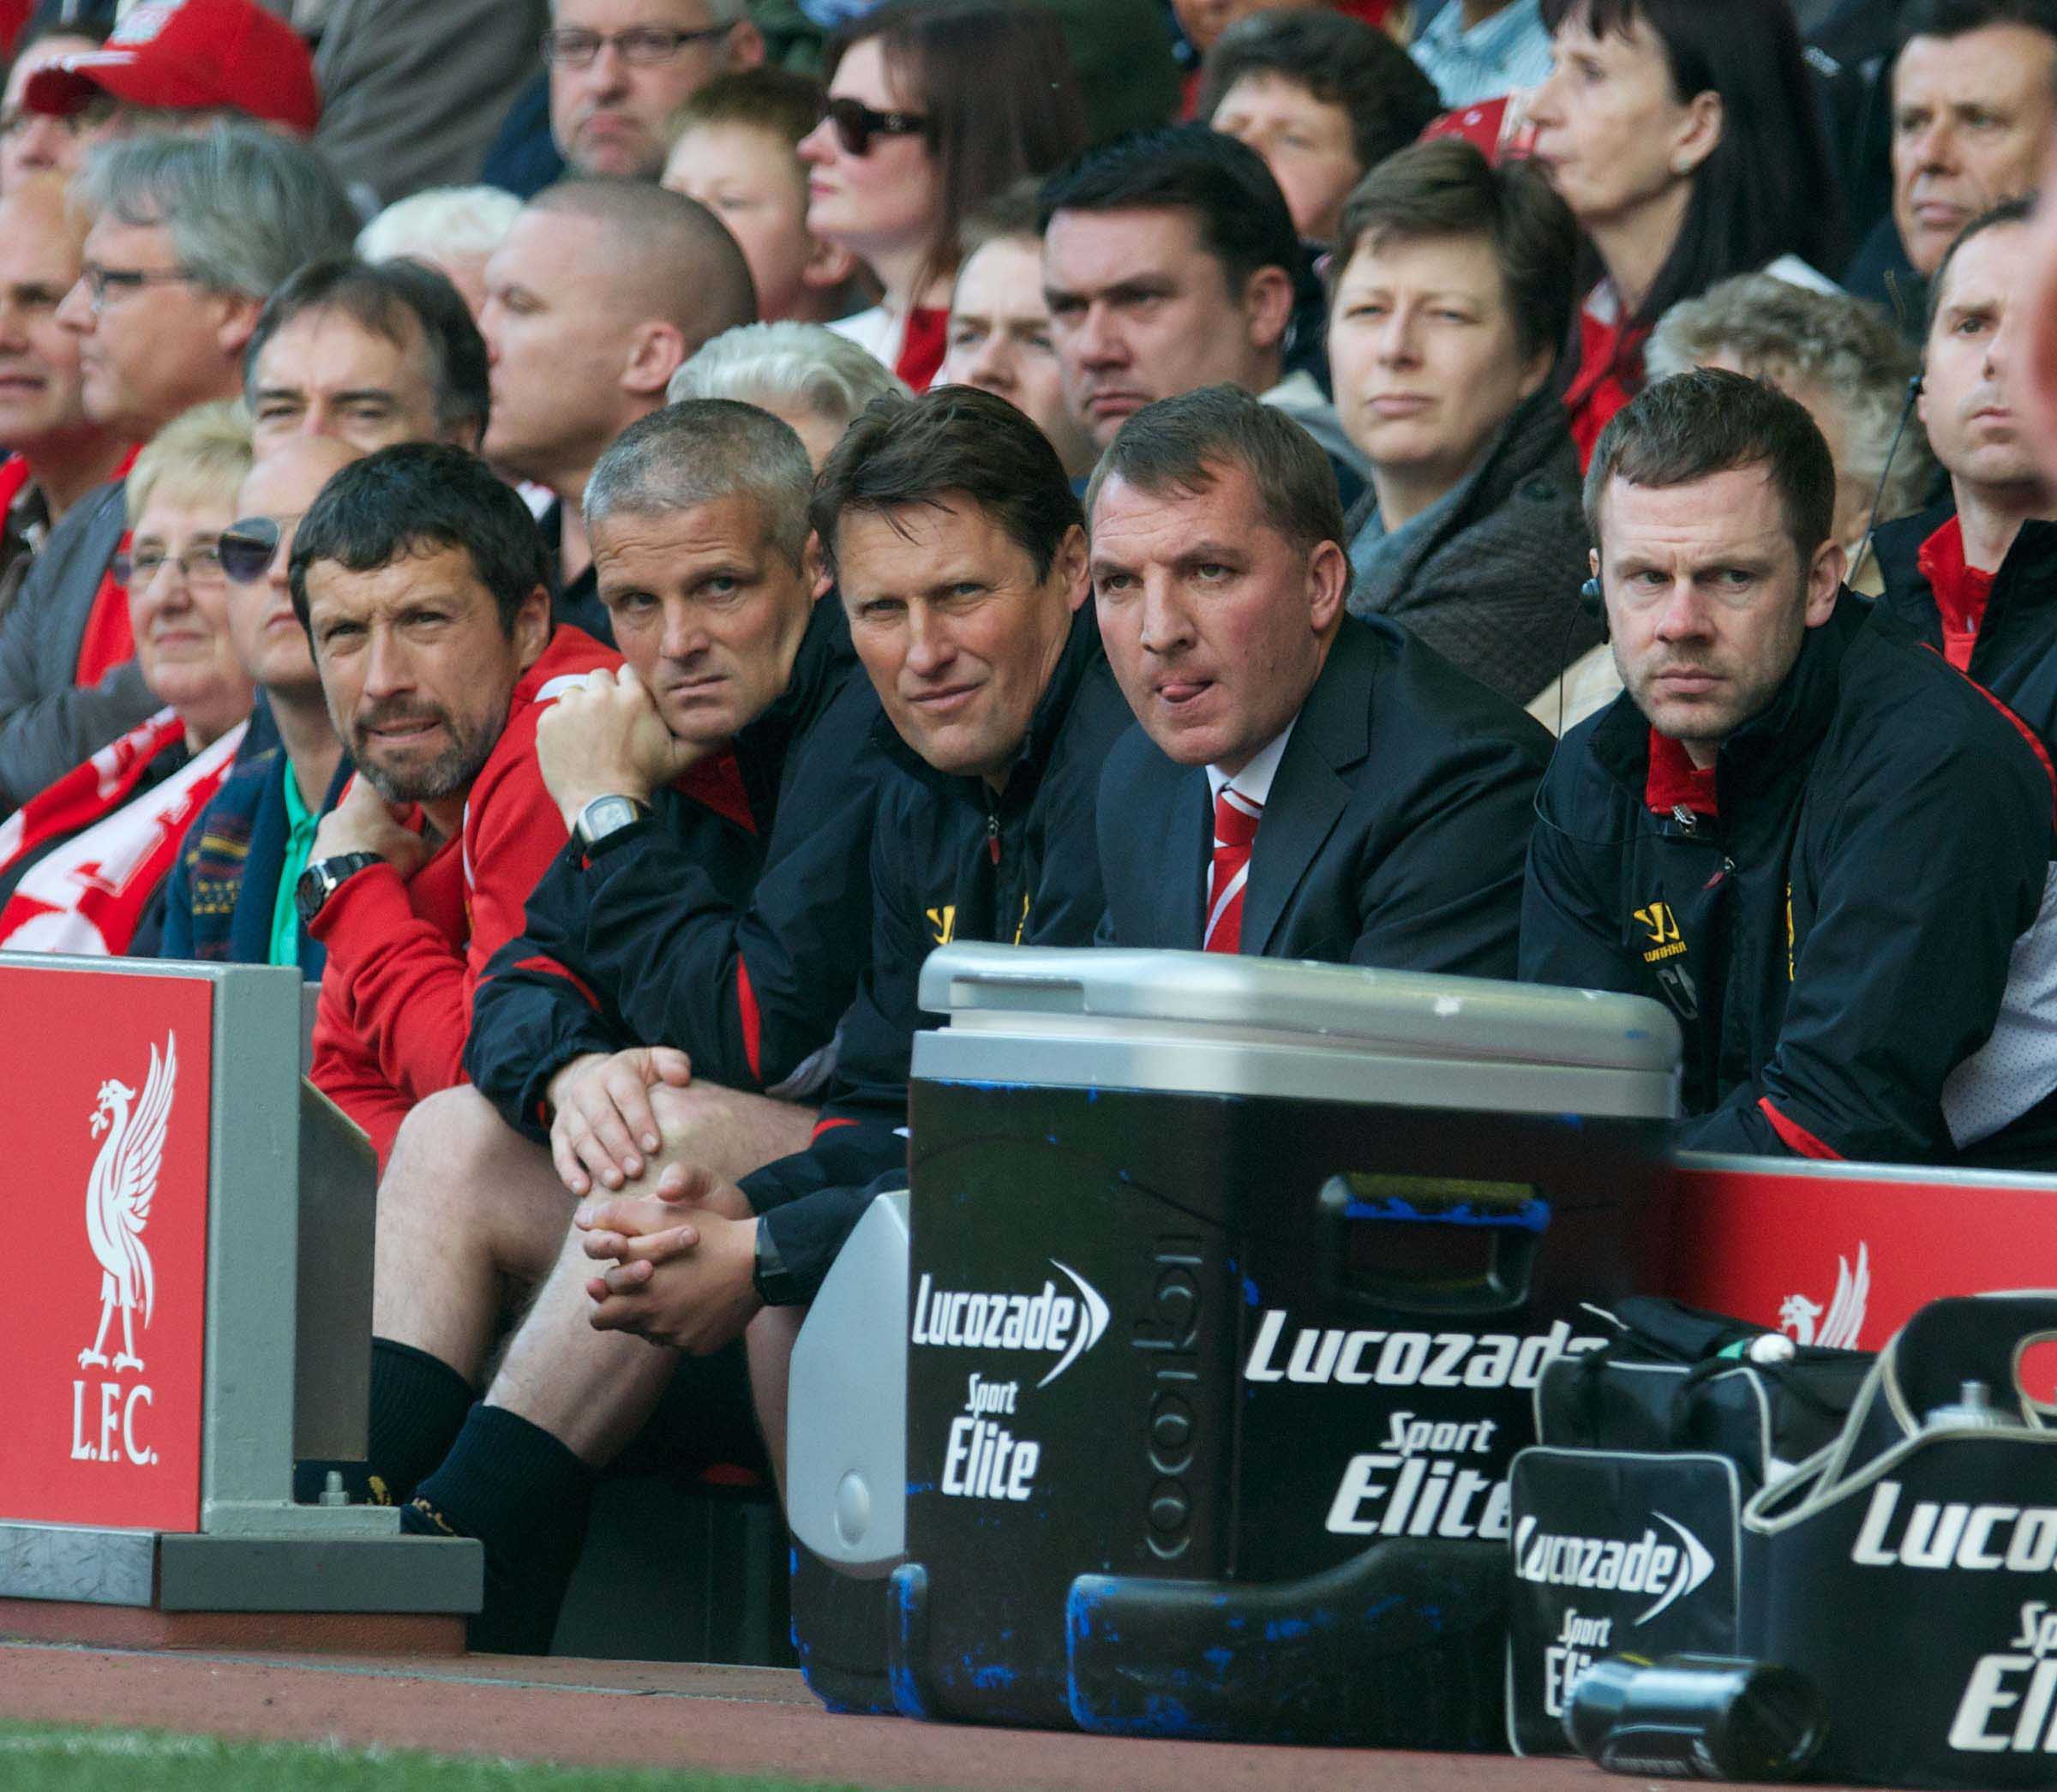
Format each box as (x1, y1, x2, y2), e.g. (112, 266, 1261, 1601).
(1155, 764, 1208, 949)
(1240, 623, 1376, 956)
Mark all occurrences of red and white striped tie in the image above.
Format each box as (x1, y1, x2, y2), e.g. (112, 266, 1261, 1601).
(1203, 785, 1262, 954)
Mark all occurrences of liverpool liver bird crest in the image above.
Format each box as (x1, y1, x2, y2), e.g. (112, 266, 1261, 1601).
(78, 1034, 177, 1373)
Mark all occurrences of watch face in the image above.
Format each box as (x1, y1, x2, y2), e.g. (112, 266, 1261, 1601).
(581, 795, 640, 842)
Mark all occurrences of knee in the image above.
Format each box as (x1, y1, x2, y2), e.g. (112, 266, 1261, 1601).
(379, 1085, 526, 1226)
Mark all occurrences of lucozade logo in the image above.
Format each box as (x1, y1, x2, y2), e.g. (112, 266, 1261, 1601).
(911, 1262, 1111, 1388)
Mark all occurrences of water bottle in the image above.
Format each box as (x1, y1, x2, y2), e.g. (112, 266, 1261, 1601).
(1922, 1378, 2018, 1431)
(1563, 1653, 1828, 1780)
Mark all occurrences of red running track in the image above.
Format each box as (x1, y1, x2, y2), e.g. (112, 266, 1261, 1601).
(0, 1639, 1861, 1791)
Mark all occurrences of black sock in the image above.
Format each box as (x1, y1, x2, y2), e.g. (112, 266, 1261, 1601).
(365, 1337, 476, 1506)
(406, 1403, 596, 1656)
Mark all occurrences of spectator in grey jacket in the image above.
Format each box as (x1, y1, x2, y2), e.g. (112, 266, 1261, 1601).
(0, 123, 355, 812)
(1330, 139, 1597, 706)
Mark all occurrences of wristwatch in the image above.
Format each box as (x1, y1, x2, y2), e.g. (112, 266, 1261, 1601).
(573, 793, 655, 857)
(751, 1217, 789, 1307)
(294, 851, 384, 926)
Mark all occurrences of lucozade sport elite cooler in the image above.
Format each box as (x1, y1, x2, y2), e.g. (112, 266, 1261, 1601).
(819, 943, 1681, 1746)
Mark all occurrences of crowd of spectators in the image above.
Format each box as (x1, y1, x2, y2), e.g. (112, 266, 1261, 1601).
(4, 0, 2057, 1651)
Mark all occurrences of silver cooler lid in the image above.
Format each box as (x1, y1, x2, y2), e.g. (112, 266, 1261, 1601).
(912, 944, 1681, 1120)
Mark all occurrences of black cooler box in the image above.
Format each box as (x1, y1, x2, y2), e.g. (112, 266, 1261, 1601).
(785, 944, 1681, 1745)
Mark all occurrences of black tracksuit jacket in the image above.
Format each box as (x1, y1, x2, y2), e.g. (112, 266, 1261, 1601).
(1874, 502, 2057, 751)
(741, 606, 1134, 1305)
(465, 596, 887, 1137)
(1520, 593, 2057, 1167)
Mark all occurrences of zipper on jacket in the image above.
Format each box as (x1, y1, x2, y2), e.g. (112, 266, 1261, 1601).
(986, 800, 1000, 866)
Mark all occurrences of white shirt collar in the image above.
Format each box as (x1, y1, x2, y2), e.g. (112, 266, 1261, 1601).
(1205, 715, 1298, 812)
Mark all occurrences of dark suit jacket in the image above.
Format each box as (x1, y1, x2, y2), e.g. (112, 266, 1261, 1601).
(1096, 614, 1552, 978)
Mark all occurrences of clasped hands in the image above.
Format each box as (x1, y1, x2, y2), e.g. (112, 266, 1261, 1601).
(573, 1160, 762, 1354)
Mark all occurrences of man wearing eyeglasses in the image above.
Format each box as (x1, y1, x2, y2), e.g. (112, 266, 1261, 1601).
(0, 125, 356, 814)
(155, 433, 358, 974)
(546, 0, 764, 182)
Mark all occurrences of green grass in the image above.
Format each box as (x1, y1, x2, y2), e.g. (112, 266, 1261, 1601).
(0, 1722, 893, 1792)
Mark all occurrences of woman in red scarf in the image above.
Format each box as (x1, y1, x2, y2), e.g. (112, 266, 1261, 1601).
(0, 401, 254, 954)
(1523, 0, 1847, 466)
(803, 2, 1088, 393)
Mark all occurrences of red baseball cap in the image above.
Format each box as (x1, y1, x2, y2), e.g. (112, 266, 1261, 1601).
(24, 0, 319, 135)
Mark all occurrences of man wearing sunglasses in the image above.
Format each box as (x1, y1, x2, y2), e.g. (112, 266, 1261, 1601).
(546, 0, 764, 181)
(157, 434, 359, 974)
(0, 125, 356, 815)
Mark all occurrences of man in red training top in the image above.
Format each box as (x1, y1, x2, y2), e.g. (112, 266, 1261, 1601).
(289, 441, 614, 1165)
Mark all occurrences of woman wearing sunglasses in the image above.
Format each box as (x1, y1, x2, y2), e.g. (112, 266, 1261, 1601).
(0, 402, 255, 956)
(802, 0, 1086, 393)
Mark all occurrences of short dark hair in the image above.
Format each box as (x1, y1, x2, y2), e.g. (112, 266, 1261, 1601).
(289, 442, 548, 638)
(811, 385, 1082, 582)
(1331, 138, 1578, 363)
(243, 256, 491, 447)
(1198, 9, 1442, 177)
(1926, 194, 2039, 334)
(1585, 368, 1836, 565)
(1087, 384, 1344, 560)
(1895, 0, 2057, 56)
(1039, 124, 1300, 298)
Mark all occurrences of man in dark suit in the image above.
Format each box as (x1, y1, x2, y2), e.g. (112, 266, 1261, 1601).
(1088, 383, 1552, 975)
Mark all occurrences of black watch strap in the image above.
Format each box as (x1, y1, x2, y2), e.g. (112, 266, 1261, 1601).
(295, 851, 384, 926)
(752, 1214, 791, 1306)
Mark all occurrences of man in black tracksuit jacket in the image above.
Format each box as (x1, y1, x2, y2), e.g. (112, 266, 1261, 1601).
(1523, 370, 2057, 1168)
(1870, 201, 2057, 752)
(465, 588, 886, 1134)
(574, 387, 1132, 1410)
(739, 603, 1129, 1304)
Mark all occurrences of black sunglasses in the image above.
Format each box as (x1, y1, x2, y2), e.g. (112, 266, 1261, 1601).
(219, 516, 284, 585)
(823, 95, 929, 158)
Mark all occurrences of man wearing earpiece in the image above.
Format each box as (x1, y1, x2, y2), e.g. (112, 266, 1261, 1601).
(1874, 198, 2057, 747)
(1522, 368, 2057, 1170)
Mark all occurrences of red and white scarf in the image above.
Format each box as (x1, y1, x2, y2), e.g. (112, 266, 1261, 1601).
(0, 707, 246, 955)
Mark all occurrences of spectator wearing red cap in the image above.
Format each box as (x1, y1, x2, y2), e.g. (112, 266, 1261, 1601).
(0, 21, 112, 193)
(21, 0, 321, 139)
(0, 123, 356, 813)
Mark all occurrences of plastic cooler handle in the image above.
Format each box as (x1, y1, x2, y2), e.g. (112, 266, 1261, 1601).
(1315, 1172, 1547, 1317)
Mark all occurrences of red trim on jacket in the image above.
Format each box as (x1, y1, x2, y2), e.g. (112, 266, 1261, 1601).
(1914, 513, 1993, 672)
(309, 625, 621, 1169)
(676, 748, 754, 835)
(513, 953, 602, 1011)
(1945, 650, 2057, 829)
(735, 953, 763, 1083)
(811, 1115, 858, 1140)
(73, 446, 143, 687)
(1758, 1096, 1844, 1160)
(1644, 729, 1718, 818)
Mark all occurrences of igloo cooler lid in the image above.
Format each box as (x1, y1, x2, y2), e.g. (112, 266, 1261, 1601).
(912, 944, 1681, 1120)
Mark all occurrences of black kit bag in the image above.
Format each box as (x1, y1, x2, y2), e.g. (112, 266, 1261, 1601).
(1505, 1297, 1871, 1756)
(1742, 1292, 2057, 1789)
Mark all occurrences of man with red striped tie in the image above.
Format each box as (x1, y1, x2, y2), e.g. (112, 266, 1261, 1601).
(1089, 384, 1550, 972)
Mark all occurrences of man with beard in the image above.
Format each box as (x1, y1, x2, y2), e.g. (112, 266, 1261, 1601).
(291, 441, 615, 1166)
(1522, 369, 2057, 1168)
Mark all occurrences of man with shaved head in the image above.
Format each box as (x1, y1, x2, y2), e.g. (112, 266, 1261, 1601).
(479, 178, 757, 642)
(0, 174, 126, 620)
(155, 432, 359, 969)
